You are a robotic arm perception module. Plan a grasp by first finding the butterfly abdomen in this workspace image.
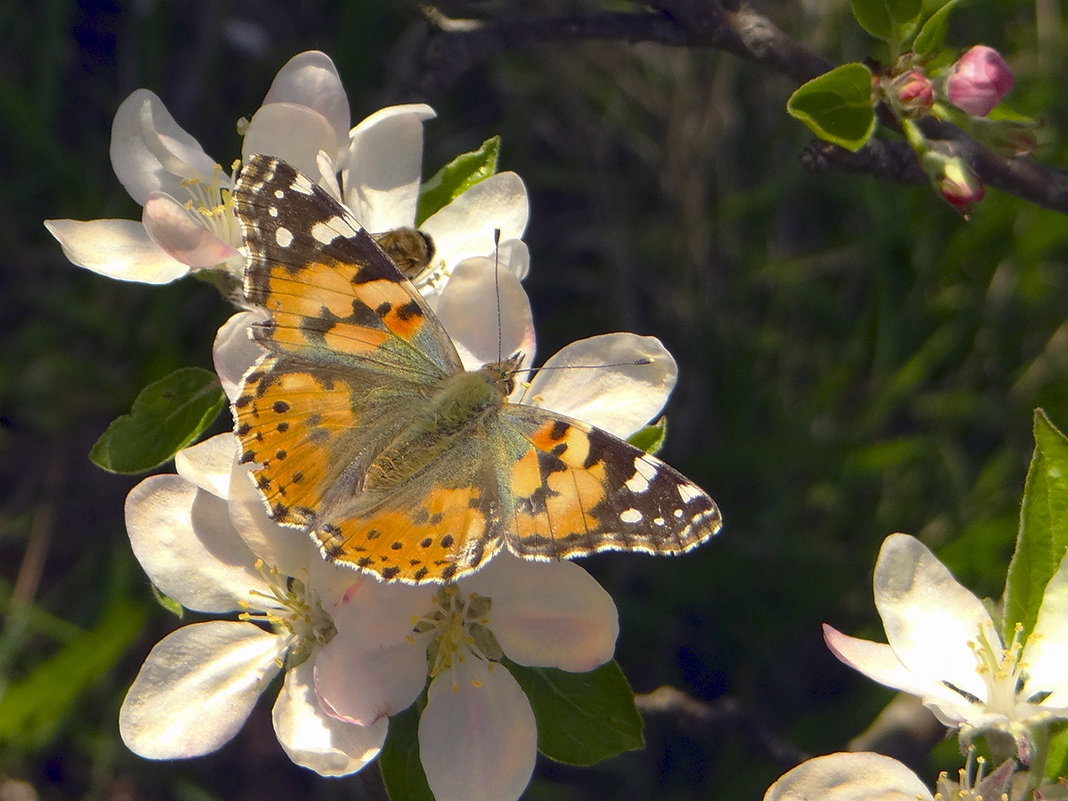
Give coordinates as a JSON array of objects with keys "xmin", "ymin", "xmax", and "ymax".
[{"xmin": 363, "ymin": 368, "xmax": 507, "ymax": 491}]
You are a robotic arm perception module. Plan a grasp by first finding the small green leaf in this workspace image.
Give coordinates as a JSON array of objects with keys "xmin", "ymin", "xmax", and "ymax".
[
  {"xmin": 1003, "ymin": 409, "xmax": 1068, "ymax": 644},
  {"xmin": 912, "ymin": 0, "xmax": 960, "ymax": 60},
  {"xmin": 851, "ymin": 0, "xmax": 922, "ymax": 49},
  {"xmin": 380, "ymin": 703, "xmax": 434, "ymax": 801},
  {"xmin": 416, "ymin": 136, "xmax": 500, "ymax": 225},
  {"xmin": 787, "ymin": 63, "xmax": 876, "ymax": 152},
  {"xmin": 1045, "ymin": 722, "xmax": 1068, "ymax": 781},
  {"xmin": 150, "ymin": 584, "xmax": 185, "ymax": 619},
  {"xmin": 90, "ymin": 367, "xmax": 226, "ymax": 474},
  {"xmin": 505, "ymin": 659, "xmax": 644, "ymax": 766},
  {"xmin": 0, "ymin": 597, "xmax": 146, "ymax": 749},
  {"xmin": 628, "ymin": 417, "xmax": 667, "ymax": 455}
]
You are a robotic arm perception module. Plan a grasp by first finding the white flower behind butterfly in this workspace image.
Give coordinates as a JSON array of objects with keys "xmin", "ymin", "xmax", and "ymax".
[
  {"xmin": 119, "ymin": 434, "xmax": 384, "ymax": 775},
  {"xmin": 44, "ymin": 49, "xmax": 529, "ymax": 291}
]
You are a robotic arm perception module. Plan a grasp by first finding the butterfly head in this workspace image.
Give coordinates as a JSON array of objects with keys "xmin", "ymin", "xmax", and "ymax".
[{"xmin": 480, "ymin": 351, "xmax": 526, "ymax": 397}]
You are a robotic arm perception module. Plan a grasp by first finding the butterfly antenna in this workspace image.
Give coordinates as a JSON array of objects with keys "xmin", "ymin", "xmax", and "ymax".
[
  {"xmin": 502, "ymin": 357, "xmax": 654, "ymax": 379},
  {"xmin": 494, "ymin": 228, "xmax": 503, "ymax": 365}
]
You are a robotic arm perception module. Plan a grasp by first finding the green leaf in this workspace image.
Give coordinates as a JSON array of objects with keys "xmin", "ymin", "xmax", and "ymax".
[
  {"xmin": 850, "ymin": 0, "xmax": 922, "ymax": 50},
  {"xmin": 1003, "ymin": 409, "xmax": 1068, "ymax": 644},
  {"xmin": 90, "ymin": 367, "xmax": 226, "ymax": 474},
  {"xmin": 416, "ymin": 136, "xmax": 500, "ymax": 225},
  {"xmin": 0, "ymin": 597, "xmax": 146, "ymax": 749},
  {"xmin": 628, "ymin": 417, "xmax": 667, "ymax": 455},
  {"xmin": 787, "ymin": 64, "xmax": 877, "ymax": 152},
  {"xmin": 505, "ymin": 659, "xmax": 644, "ymax": 766},
  {"xmin": 912, "ymin": 0, "xmax": 960, "ymax": 60},
  {"xmin": 1045, "ymin": 722, "xmax": 1068, "ymax": 781},
  {"xmin": 380, "ymin": 703, "xmax": 434, "ymax": 801}
]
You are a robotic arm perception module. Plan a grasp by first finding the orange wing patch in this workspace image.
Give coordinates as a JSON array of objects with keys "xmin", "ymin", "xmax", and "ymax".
[
  {"xmin": 316, "ymin": 482, "xmax": 500, "ymax": 582},
  {"xmin": 235, "ymin": 356, "xmax": 358, "ymax": 526}
]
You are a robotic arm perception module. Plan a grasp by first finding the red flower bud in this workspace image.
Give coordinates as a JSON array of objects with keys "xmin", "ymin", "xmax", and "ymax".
[
  {"xmin": 892, "ymin": 70, "xmax": 934, "ymax": 115},
  {"xmin": 946, "ymin": 46, "xmax": 1014, "ymax": 117},
  {"xmin": 921, "ymin": 148, "xmax": 984, "ymax": 215}
]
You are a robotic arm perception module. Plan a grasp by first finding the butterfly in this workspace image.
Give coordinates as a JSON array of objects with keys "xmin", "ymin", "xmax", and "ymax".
[{"xmin": 231, "ymin": 154, "xmax": 722, "ymax": 583}]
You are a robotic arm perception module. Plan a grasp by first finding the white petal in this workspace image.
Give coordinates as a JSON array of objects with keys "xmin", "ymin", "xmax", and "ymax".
[
  {"xmin": 498, "ymin": 238, "xmax": 530, "ymax": 280},
  {"xmin": 463, "ymin": 555, "xmax": 618, "ymax": 671},
  {"xmin": 44, "ymin": 219, "xmax": 189, "ymax": 284},
  {"xmin": 434, "ymin": 260, "xmax": 534, "ymax": 371},
  {"xmin": 822, "ymin": 625, "xmax": 919, "ymax": 691},
  {"xmin": 213, "ymin": 310, "xmax": 268, "ymax": 402},
  {"xmin": 119, "ymin": 621, "xmax": 283, "ymax": 758},
  {"xmin": 125, "ymin": 474, "xmax": 265, "ymax": 612},
  {"xmin": 874, "ymin": 534, "xmax": 992, "ymax": 701},
  {"xmin": 342, "ymin": 104, "xmax": 436, "ymax": 231},
  {"xmin": 109, "ymin": 89, "xmax": 218, "ymax": 205},
  {"xmin": 273, "ymin": 659, "xmax": 386, "ymax": 776},
  {"xmin": 421, "ymin": 172, "xmax": 528, "ymax": 268},
  {"xmin": 142, "ymin": 193, "xmax": 240, "ymax": 268},
  {"xmin": 522, "ymin": 334, "xmax": 677, "ymax": 438},
  {"xmin": 1021, "ymin": 551, "xmax": 1068, "ymax": 697},
  {"xmin": 314, "ymin": 579, "xmax": 433, "ymax": 726},
  {"xmin": 242, "ymin": 103, "xmax": 339, "ymax": 180},
  {"xmin": 174, "ymin": 433, "xmax": 238, "ymax": 499},
  {"xmin": 419, "ymin": 661, "xmax": 536, "ymax": 801},
  {"xmin": 259, "ymin": 51, "xmax": 350, "ymax": 159},
  {"xmin": 332, "ymin": 577, "xmax": 433, "ymax": 643},
  {"xmin": 763, "ymin": 752, "xmax": 933, "ymax": 801},
  {"xmin": 314, "ymin": 636, "xmax": 428, "ymax": 727},
  {"xmin": 227, "ymin": 458, "xmax": 318, "ymax": 580}
]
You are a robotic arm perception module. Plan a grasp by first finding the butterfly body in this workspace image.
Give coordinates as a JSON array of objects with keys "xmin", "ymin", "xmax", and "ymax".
[{"xmin": 232, "ymin": 154, "xmax": 721, "ymax": 583}]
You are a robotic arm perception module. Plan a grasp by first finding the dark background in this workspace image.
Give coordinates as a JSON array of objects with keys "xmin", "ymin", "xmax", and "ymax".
[{"xmin": 3, "ymin": 1, "xmax": 1067, "ymax": 799}]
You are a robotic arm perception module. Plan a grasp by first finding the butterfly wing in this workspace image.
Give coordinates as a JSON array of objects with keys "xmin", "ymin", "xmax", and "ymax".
[
  {"xmin": 493, "ymin": 405, "xmax": 722, "ymax": 559},
  {"xmin": 313, "ymin": 438, "xmax": 506, "ymax": 582},
  {"xmin": 231, "ymin": 155, "xmax": 462, "ymax": 531}
]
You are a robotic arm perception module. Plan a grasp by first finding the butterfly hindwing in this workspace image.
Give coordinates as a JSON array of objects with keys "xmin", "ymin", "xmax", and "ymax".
[{"xmin": 496, "ymin": 406, "xmax": 722, "ymax": 559}]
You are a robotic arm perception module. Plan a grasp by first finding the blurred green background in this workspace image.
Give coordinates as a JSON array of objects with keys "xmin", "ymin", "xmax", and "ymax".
[{"xmin": 3, "ymin": 1, "xmax": 1067, "ymax": 799}]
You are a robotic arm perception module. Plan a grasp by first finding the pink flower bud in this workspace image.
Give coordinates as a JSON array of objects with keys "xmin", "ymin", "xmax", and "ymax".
[
  {"xmin": 892, "ymin": 70, "xmax": 934, "ymax": 115},
  {"xmin": 946, "ymin": 45, "xmax": 1014, "ymax": 117},
  {"xmin": 921, "ymin": 148, "xmax": 984, "ymax": 214}
]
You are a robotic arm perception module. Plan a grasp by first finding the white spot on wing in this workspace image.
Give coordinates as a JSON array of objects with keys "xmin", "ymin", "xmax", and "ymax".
[
  {"xmin": 289, "ymin": 176, "xmax": 316, "ymax": 195},
  {"xmin": 625, "ymin": 457, "xmax": 654, "ymax": 493},
  {"xmin": 620, "ymin": 508, "xmax": 643, "ymax": 524},
  {"xmin": 275, "ymin": 227, "xmax": 294, "ymax": 248},
  {"xmin": 311, "ymin": 218, "xmax": 349, "ymax": 245},
  {"xmin": 677, "ymin": 483, "xmax": 703, "ymax": 503}
]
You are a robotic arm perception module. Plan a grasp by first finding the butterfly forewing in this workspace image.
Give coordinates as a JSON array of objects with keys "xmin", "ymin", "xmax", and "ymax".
[
  {"xmin": 233, "ymin": 155, "xmax": 460, "ymax": 380},
  {"xmin": 232, "ymin": 154, "xmax": 722, "ymax": 583}
]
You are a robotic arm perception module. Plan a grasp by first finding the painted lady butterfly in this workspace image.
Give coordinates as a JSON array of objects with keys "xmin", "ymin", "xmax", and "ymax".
[{"xmin": 232, "ymin": 154, "xmax": 721, "ymax": 582}]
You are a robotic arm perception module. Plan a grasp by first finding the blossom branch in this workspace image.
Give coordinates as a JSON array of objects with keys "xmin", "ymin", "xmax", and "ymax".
[{"xmin": 410, "ymin": 1, "xmax": 1068, "ymax": 214}]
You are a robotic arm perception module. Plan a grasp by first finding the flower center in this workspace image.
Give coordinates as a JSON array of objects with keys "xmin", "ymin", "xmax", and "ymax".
[
  {"xmin": 967, "ymin": 621, "xmax": 1025, "ymax": 719},
  {"xmin": 240, "ymin": 559, "xmax": 336, "ymax": 667},
  {"xmin": 934, "ymin": 746, "xmax": 989, "ymax": 801},
  {"xmin": 179, "ymin": 160, "xmax": 241, "ymax": 247},
  {"xmin": 412, "ymin": 584, "xmax": 501, "ymax": 680}
]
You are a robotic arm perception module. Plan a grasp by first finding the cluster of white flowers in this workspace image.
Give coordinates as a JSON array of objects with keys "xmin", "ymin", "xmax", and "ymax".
[{"xmin": 48, "ymin": 51, "xmax": 681, "ymax": 801}]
